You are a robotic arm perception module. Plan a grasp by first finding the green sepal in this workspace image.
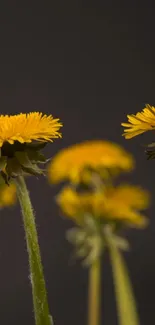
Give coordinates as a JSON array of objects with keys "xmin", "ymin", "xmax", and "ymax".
[
  {"xmin": 0, "ymin": 141, "xmax": 49, "ymax": 182},
  {"xmin": 0, "ymin": 156, "xmax": 7, "ymax": 171},
  {"xmin": 1, "ymin": 141, "xmax": 27, "ymax": 158},
  {"xmin": 49, "ymin": 315, "xmax": 53, "ymax": 325},
  {"xmin": 103, "ymin": 225, "xmax": 130, "ymax": 251},
  {"xmin": 26, "ymin": 149, "xmax": 47, "ymax": 164},
  {"xmin": 14, "ymin": 148, "xmax": 47, "ymax": 177},
  {"xmin": 26, "ymin": 142, "xmax": 47, "ymax": 150},
  {"xmin": 146, "ymin": 142, "xmax": 155, "ymax": 148},
  {"xmin": 0, "ymin": 173, "xmax": 7, "ymax": 185},
  {"xmin": 22, "ymin": 164, "xmax": 44, "ymax": 176},
  {"xmin": 146, "ymin": 149, "xmax": 155, "ymax": 160},
  {"xmin": 144, "ymin": 143, "xmax": 155, "ymax": 160},
  {"xmin": 107, "ymin": 233, "xmax": 130, "ymax": 251},
  {"xmin": 0, "ymin": 171, "xmax": 10, "ymax": 185},
  {"xmin": 82, "ymin": 236, "xmax": 103, "ymax": 266},
  {"xmin": 67, "ymin": 221, "xmax": 129, "ymax": 267},
  {"xmin": 6, "ymin": 157, "xmax": 23, "ymax": 177},
  {"xmin": 1, "ymin": 141, "xmax": 47, "ymax": 158},
  {"xmin": 67, "ymin": 226, "xmax": 104, "ymax": 267},
  {"xmin": 15, "ymin": 151, "xmax": 34, "ymax": 168},
  {"xmin": 67, "ymin": 227, "xmax": 86, "ymax": 245},
  {"xmin": 66, "ymin": 214, "xmax": 105, "ymax": 267}
]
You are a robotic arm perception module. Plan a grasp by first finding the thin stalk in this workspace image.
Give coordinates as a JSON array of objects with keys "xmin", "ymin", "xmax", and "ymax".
[
  {"xmin": 15, "ymin": 176, "xmax": 51, "ymax": 325},
  {"xmin": 108, "ymin": 238, "xmax": 139, "ymax": 325},
  {"xmin": 88, "ymin": 257, "xmax": 101, "ymax": 325}
]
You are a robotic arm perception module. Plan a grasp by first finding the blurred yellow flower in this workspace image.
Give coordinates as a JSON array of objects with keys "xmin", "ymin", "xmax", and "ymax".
[
  {"xmin": 57, "ymin": 185, "xmax": 150, "ymax": 228},
  {"xmin": 0, "ymin": 183, "xmax": 16, "ymax": 208},
  {"xmin": 0, "ymin": 112, "xmax": 62, "ymax": 147},
  {"xmin": 48, "ymin": 140, "xmax": 134, "ymax": 184},
  {"xmin": 122, "ymin": 104, "xmax": 155, "ymax": 139}
]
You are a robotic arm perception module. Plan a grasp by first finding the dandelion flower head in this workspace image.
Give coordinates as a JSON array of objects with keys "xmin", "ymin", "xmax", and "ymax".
[
  {"xmin": 0, "ymin": 112, "xmax": 62, "ymax": 181},
  {"xmin": 48, "ymin": 140, "xmax": 134, "ymax": 184},
  {"xmin": 0, "ymin": 112, "xmax": 62, "ymax": 147},
  {"xmin": 122, "ymin": 104, "xmax": 155, "ymax": 139},
  {"xmin": 57, "ymin": 184, "xmax": 149, "ymax": 228}
]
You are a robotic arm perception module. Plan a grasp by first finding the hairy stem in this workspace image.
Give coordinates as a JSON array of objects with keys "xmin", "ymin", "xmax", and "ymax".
[
  {"xmin": 15, "ymin": 176, "xmax": 51, "ymax": 325},
  {"xmin": 88, "ymin": 258, "xmax": 101, "ymax": 325},
  {"xmin": 108, "ymin": 238, "xmax": 139, "ymax": 325}
]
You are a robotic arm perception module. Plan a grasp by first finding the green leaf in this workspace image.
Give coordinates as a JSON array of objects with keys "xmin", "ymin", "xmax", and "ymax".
[
  {"xmin": 0, "ymin": 156, "xmax": 7, "ymax": 171},
  {"xmin": 108, "ymin": 237, "xmax": 140, "ymax": 325}
]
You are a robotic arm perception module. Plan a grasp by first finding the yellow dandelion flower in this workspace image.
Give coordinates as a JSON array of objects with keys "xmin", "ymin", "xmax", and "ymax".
[
  {"xmin": 0, "ymin": 182, "xmax": 16, "ymax": 208},
  {"xmin": 102, "ymin": 185, "xmax": 149, "ymax": 227},
  {"xmin": 122, "ymin": 104, "xmax": 155, "ymax": 139},
  {"xmin": 57, "ymin": 187, "xmax": 95, "ymax": 224},
  {"xmin": 48, "ymin": 140, "xmax": 134, "ymax": 184},
  {"xmin": 57, "ymin": 185, "xmax": 150, "ymax": 228},
  {"xmin": 0, "ymin": 112, "xmax": 62, "ymax": 182},
  {"xmin": 0, "ymin": 112, "xmax": 62, "ymax": 147}
]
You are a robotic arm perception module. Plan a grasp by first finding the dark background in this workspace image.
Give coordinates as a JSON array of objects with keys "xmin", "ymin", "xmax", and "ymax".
[{"xmin": 0, "ymin": 1, "xmax": 154, "ymax": 324}]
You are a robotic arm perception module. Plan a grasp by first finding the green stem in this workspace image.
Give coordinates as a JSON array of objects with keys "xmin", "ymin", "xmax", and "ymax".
[
  {"xmin": 15, "ymin": 176, "xmax": 51, "ymax": 325},
  {"xmin": 108, "ymin": 238, "xmax": 139, "ymax": 325},
  {"xmin": 88, "ymin": 258, "xmax": 101, "ymax": 325}
]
